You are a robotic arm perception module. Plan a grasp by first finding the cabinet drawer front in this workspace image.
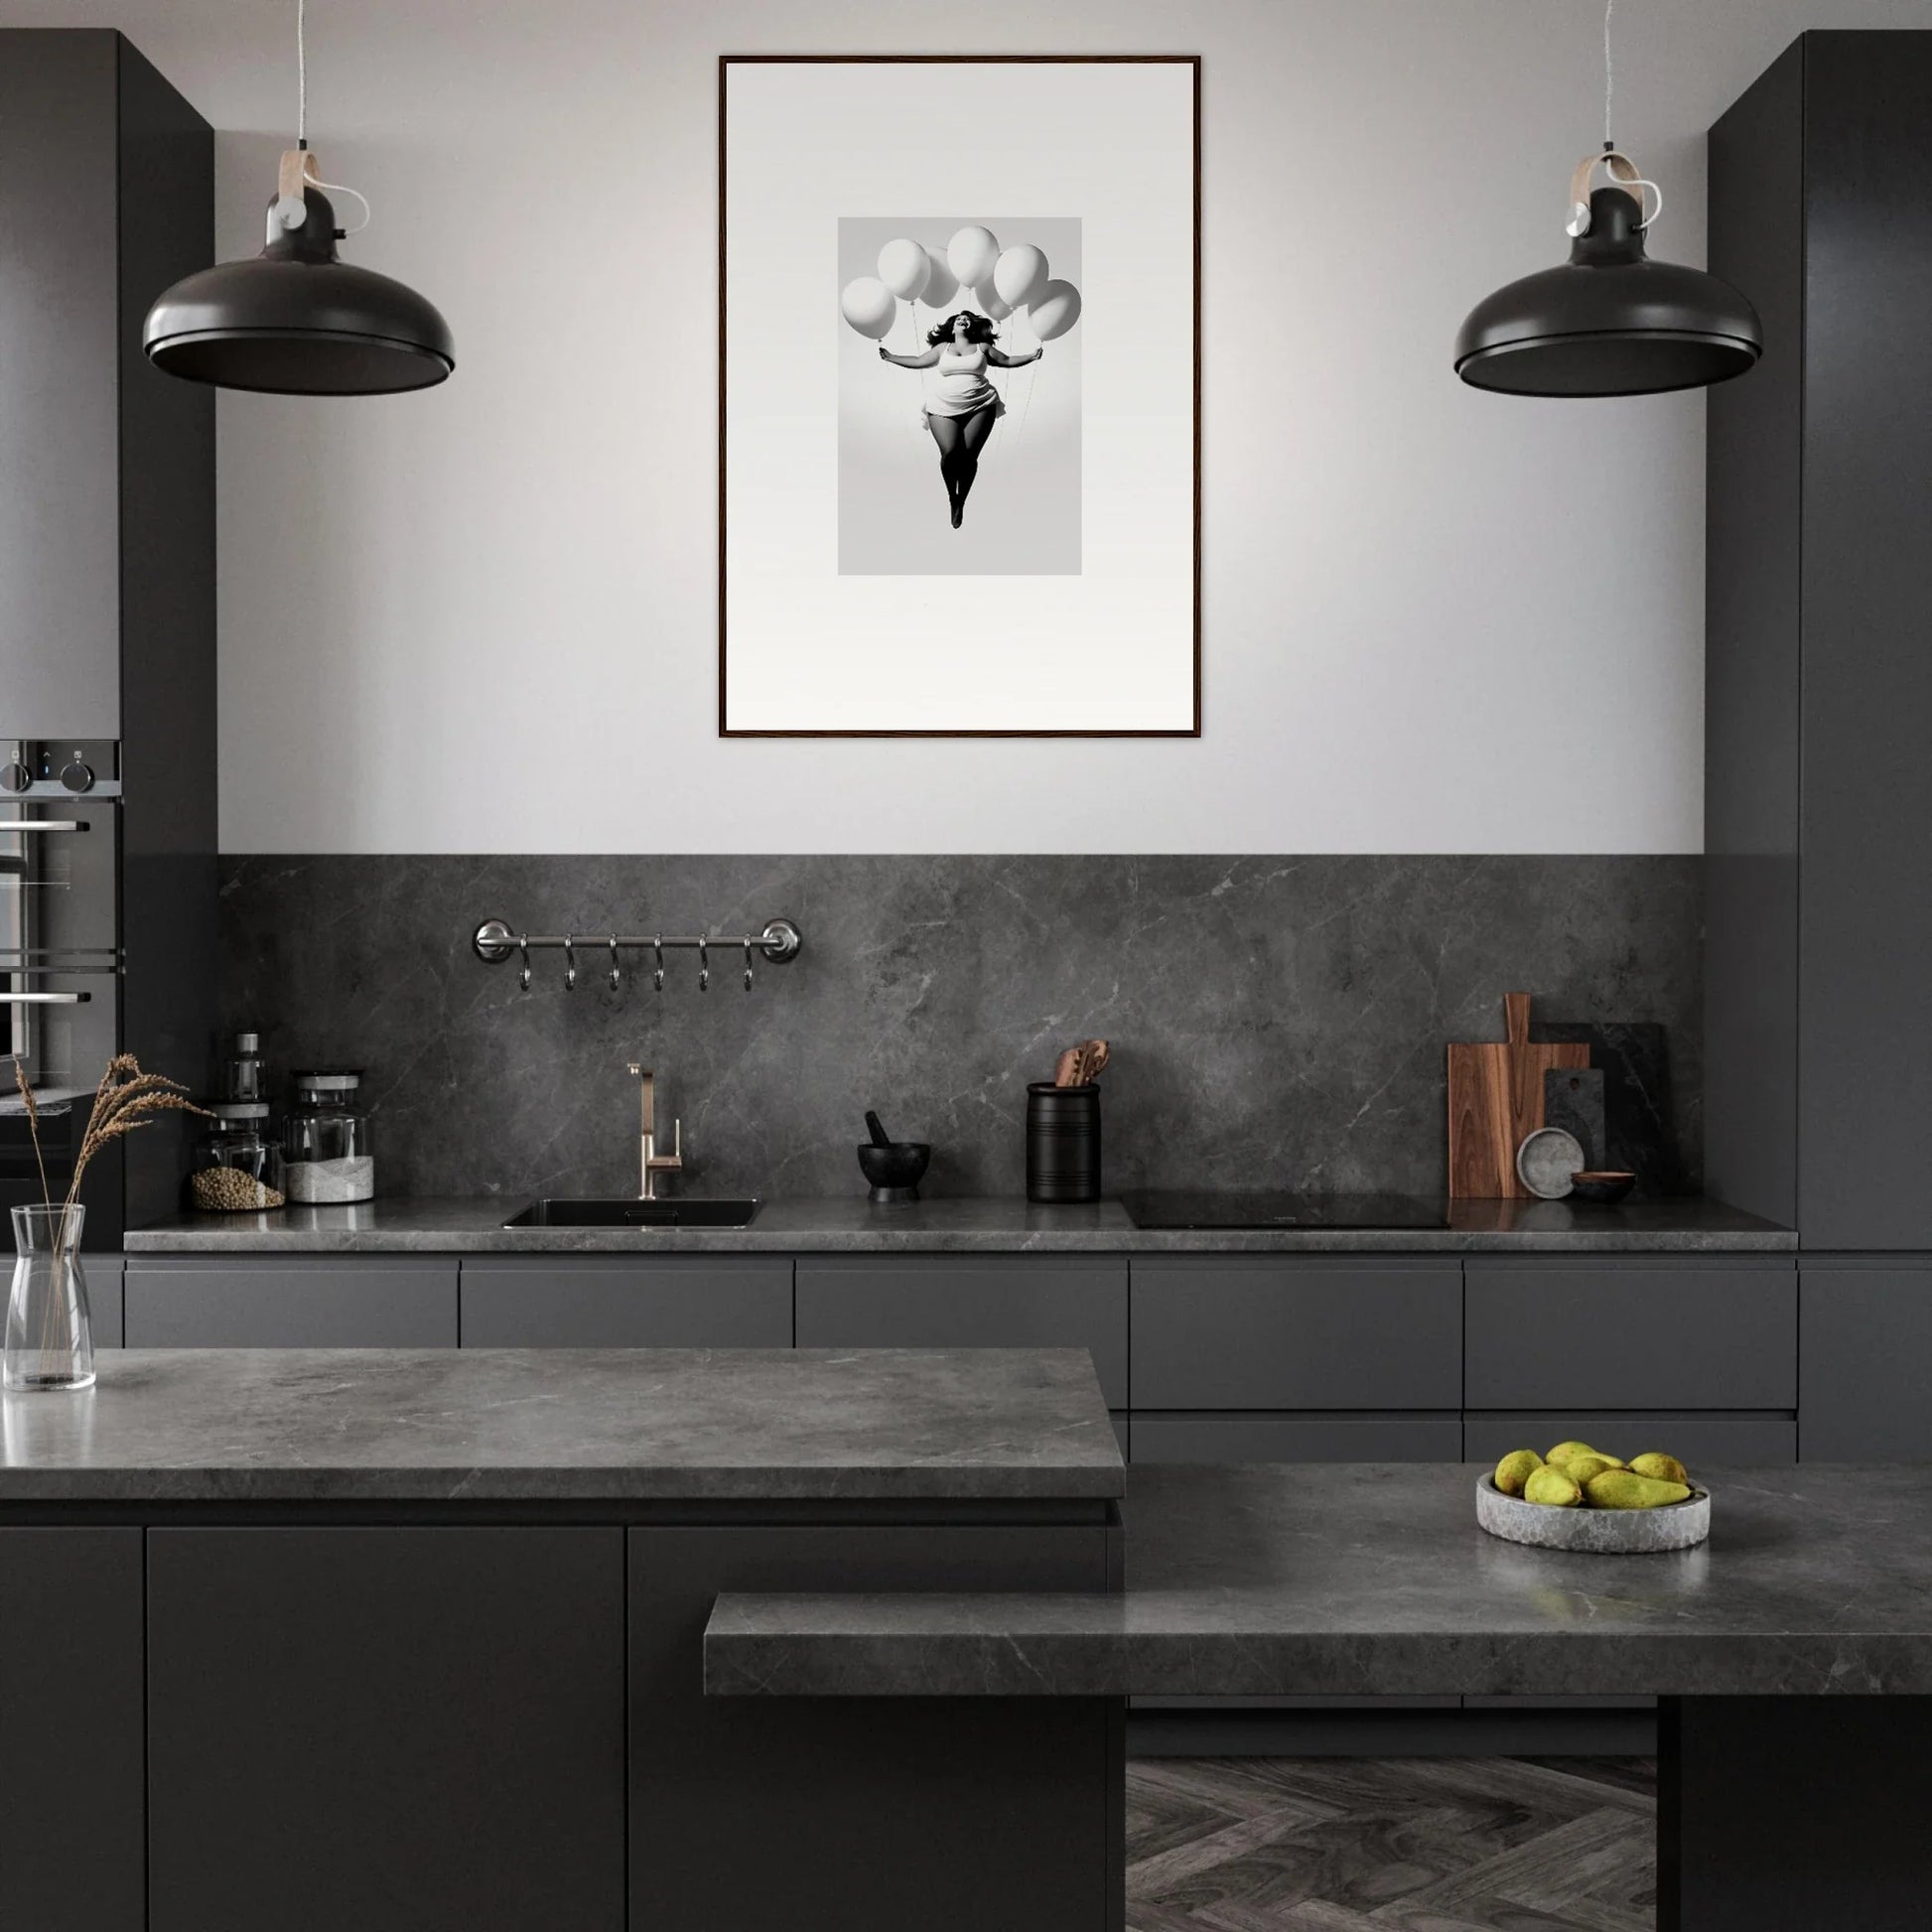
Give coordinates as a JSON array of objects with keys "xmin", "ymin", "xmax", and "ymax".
[
  {"xmin": 461, "ymin": 1259, "xmax": 791, "ymax": 1348},
  {"xmin": 794, "ymin": 1259, "xmax": 1127, "ymax": 1408},
  {"xmin": 1800, "ymin": 1266, "xmax": 1932, "ymax": 1460},
  {"xmin": 125, "ymin": 1262, "xmax": 458, "ymax": 1347},
  {"xmin": 1462, "ymin": 1412, "xmax": 1796, "ymax": 1466},
  {"xmin": 1465, "ymin": 1262, "xmax": 1795, "ymax": 1410},
  {"xmin": 1131, "ymin": 1413, "xmax": 1462, "ymax": 1463},
  {"xmin": 1130, "ymin": 1260, "xmax": 1461, "ymax": 1411}
]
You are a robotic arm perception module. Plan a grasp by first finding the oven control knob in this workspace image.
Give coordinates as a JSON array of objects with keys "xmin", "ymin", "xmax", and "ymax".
[
  {"xmin": 0, "ymin": 761, "xmax": 29, "ymax": 793},
  {"xmin": 60, "ymin": 759, "xmax": 94, "ymax": 794}
]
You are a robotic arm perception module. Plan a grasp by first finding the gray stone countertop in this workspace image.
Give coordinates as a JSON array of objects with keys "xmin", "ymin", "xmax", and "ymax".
[
  {"xmin": 706, "ymin": 1461, "xmax": 1932, "ymax": 1698},
  {"xmin": 0, "ymin": 1347, "xmax": 1123, "ymax": 1503},
  {"xmin": 122, "ymin": 1194, "xmax": 1795, "ymax": 1255}
]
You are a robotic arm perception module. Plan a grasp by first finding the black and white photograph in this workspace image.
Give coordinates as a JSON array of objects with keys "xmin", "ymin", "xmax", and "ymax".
[
  {"xmin": 721, "ymin": 56, "xmax": 1197, "ymax": 736},
  {"xmin": 838, "ymin": 215, "xmax": 1082, "ymax": 575}
]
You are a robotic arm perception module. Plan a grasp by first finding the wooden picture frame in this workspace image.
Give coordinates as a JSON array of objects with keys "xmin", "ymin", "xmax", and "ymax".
[{"xmin": 719, "ymin": 54, "xmax": 1201, "ymax": 738}]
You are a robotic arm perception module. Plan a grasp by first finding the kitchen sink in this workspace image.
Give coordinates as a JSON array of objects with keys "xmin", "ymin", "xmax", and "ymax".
[{"xmin": 502, "ymin": 1197, "xmax": 761, "ymax": 1229}]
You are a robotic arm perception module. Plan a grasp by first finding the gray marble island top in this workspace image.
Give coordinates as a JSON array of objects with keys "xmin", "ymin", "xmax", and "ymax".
[
  {"xmin": 0, "ymin": 1347, "xmax": 1124, "ymax": 1504},
  {"xmin": 122, "ymin": 1193, "xmax": 1796, "ymax": 1254},
  {"xmin": 706, "ymin": 1461, "xmax": 1932, "ymax": 1698}
]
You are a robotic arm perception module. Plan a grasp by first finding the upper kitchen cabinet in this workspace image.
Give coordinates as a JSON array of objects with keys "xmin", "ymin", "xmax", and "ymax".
[
  {"xmin": 1706, "ymin": 33, "xmax": 1932, "ymax": 1251},
  {"xmin": 0, "ymin": 31, "xmax": 211, "ymax": 740}
]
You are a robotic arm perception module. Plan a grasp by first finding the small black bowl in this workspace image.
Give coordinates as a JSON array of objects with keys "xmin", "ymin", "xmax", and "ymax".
[
  {"xmin": 1568, "ymin": 1170, "xmax": 1637, "ymax": 1205},
  {"xmin": 858, "ymin": 1142, "xmax": 930, "ymax": 1203}
]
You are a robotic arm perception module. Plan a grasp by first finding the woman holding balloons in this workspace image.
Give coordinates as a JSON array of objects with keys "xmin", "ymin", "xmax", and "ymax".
[
  {"xmin": 838, "ymin": 222, "xmax": 1082, "ymax": 529},
  {"xmin": 878, "ymin": 311, "xmax": 1040, "ymax": 529}
]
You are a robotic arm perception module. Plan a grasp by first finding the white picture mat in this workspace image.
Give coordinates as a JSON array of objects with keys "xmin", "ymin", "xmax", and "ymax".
[{"xmin": 723, "ymin": 60, "xmax": 1196, "ymax": 734}]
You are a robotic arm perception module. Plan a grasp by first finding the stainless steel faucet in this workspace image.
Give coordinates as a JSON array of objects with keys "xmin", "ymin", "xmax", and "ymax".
[{"xmin": 624, "ymin": 1063, "xmax": 684, "ymax": 1199}]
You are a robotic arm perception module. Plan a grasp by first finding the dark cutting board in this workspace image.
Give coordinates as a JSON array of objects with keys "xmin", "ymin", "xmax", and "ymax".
[
  {"xmin": 1448, "ymin": 993, "xmax": 1590, "ymax": 1199},
  {"xmin": 1531, "ymin": 1021, "xmax": 1683, "ymax": 1196}
]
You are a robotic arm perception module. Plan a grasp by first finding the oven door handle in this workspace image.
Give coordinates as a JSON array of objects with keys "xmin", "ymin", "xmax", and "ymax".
[
  {"xmin": 0, "ymin": 992, "xmax": 90, "ymax": 1005},
  {"xmin": 0, "ymin": 820, "xmax": 89, "ymax": 835}
]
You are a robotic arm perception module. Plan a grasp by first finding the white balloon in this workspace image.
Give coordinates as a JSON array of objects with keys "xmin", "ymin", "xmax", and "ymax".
[
  {"xmin": 974, "ymin": 279, "xmax": 1012, "ymax": 321},
  {"xmin": 839, "ymin": 276, "xmax": 897, "ymax": 340},
  {"xmin": 876, "ymin": 237, "xmax": 930, "ymax": 302},
  {"xmin": 993, "ymin": 243, "xmax": 1049, "ymax": 311},
  {"xmin": 946, "ymin": 224, "xmax": 1001, "ymax": 289},
  {"xmin": 1029, "ymin": 279, "xmax": 1082, "ymax": 342},
  {"xmin": 919, "ymin": 248, "xmax": 959, "ymax": 310}
]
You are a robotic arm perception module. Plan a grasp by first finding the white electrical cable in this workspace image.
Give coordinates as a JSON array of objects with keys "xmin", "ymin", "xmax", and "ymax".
[
  {"xmin": 1603, "ymin": 0, "xmax": 1613, "ymax": 149},
  {"xmin": 309, "ymin": 175, "xmax": 371, "ymax": 233}
]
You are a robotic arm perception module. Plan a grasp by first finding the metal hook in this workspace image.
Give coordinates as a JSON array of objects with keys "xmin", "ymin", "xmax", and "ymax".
[
  {"xmin": 563, "ymin": 934, "xmax": 577, "ymax": 992},
  {"xmin": 609, "ymin": 935, "xmax": 621, "ymax": 991},
  {"xmin": 517, "ymin": 934, "xmax": 531, "ymax": 994},
  {"xmin": 652, "ymin": 936, "xmax": 664, "ymax": 994},
  {"xmin": 697, "ymin": 935, "xmax": 709, "ymax": 994},
  {"xmin": 743, "ymin": 938, "xmax": 755, "ymax": 993}
]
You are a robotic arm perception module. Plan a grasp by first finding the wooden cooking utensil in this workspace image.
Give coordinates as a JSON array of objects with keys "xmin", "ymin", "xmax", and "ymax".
[
  {"xmin": 1053, "ymin": 1046, "xmax": 1082, "ymax": 1087},
  {"xmin": 1447, "ymin": 993, "xmax": 1588, "ymax": 1198}
]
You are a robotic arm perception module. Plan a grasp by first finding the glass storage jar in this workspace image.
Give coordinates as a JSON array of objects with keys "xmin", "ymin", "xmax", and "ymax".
[
  {"xmin": 284, "ymin": 1070, "xmax": 375, "ymax": 1203},
  {"xmin": 187, "ymin": 1103, "xmax": 287, "ymax": 1212}
]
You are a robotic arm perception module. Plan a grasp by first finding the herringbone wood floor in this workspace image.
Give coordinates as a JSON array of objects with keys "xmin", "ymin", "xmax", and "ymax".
[{"xmin": 1126, "ymin": 1756, "xmax": 1657, "ymax": 1931}]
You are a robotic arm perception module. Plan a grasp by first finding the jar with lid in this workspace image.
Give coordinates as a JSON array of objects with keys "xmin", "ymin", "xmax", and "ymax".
[
  {"xmin": 218, "ymin": 1031, "xmax": 266, "ymax": 1103},
  {"xmin": 187, "ymin": 1103, "xmax": 287, "ymax": 1213},
  {"xmin": 283, "ymin": 1069, "xmax": 375, "ymax": 1203}
]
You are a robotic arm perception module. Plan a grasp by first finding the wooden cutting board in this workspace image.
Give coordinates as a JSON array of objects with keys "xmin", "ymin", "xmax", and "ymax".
[{"xmin": 1448, "ymin": 993, "xmax": 1589, "ymax": 1198}]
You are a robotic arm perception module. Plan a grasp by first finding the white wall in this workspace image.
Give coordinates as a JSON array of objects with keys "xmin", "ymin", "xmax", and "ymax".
[{"xmin": 5, "ymin": 0, "xmax": 1927, "ymax": 853}]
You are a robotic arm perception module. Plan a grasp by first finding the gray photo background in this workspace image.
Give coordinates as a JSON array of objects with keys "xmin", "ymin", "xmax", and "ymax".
[
  {"xmin": 218, "ymin": 856, "xmax": 1701, "ymax": 1203},
  {"xmin": 838, "ymin": 215, "xmax": 1081, "ymax": 577}
]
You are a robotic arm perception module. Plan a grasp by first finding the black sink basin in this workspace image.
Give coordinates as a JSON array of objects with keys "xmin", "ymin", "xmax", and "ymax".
[{"xmin": 503, "ymin": 1197, "xmax": 761, "ymax": 1229}]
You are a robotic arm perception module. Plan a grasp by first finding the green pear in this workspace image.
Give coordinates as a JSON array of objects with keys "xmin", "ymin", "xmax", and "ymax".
[
  {"xmin": 1546, "ymin": 1440, "xmax": 1599, "ymax": 1464},
  {"xmin": 1585, "ymin": 1470, "xmax": 1693, "ymax": 1510},
  {"xmin": 1524, "ymin": 1465, "xmax": 1584, "ymax": 1507},
  {"xmin": 1494, "ymin": 1449, "xmax": 1543, "ymax": 1496},
  {"xmin": 1558, "ymin": 1452, "xmax": 1622, "ymax": 1485},
  {"xmin": 1628, "ymin": 1451, "xmax": 1690, "ymax": 1486}
]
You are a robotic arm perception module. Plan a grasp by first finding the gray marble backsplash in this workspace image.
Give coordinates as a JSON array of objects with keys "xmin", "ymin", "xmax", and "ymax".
[{"xmin": 217, "ymin": 856, "xmax": 1702, "ymax": 1202}]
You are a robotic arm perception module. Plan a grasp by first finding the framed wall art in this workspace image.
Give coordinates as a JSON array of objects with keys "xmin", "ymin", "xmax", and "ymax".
[{"xmin": 719, "ymin": 55, "xmax": 1200, "ymax": 737}]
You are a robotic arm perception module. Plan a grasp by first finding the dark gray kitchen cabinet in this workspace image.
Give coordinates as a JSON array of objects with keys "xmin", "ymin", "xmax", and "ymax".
[
  {"xmin": 460, "ymin": 1255, "xmax": 791, "ymax": 1347},
  {"xmin": 1708, "ymin": 33, "xmax": 1932, "ymax": 1249},
  {"xmin": 628, "ymin": 1524, "xmax": 1116, "ymax": 1932},
  {"xmin": 0, "ymin": 1529, "xmax": 144, "ymax": 1932},
  {"xmin": 1130, "ymin": 1258, "xmax": 1461, "ymax": 1411},
  {"xmin": 84, "ymin": 1254, "xmax": 124, "ymax": 1347},
  {"xmin": 1463, "ymin": 1413, "xmax": 1797, "ymax": 1467},
  {"xmin": 124, "ymin": 1256, "xmax": 458, "ymax": 1346},
  {"xmin": 794, "ymin": 1256, "xmax": 1129, "ymax": 1408},
  {"xmin": 1131, "ymin": 1414, "xmax": 1461, "ymax": 1463},
  {"xmin": 147, "ymin": 1527, "xmax": 625, "ymax": 1932},
  {"xmin": 1799, "ymin": 1263, "xmax": 1932, "ymax": 1459},
  {"xmin": 1464, "ymin": 1259, "xmax": 1795, "ymax": 1411}
]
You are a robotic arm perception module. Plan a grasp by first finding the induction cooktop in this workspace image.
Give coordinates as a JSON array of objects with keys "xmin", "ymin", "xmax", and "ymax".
[{"xmin": 1118, "ymin": 1191, "xmax": 1450, "ymax": 1231}]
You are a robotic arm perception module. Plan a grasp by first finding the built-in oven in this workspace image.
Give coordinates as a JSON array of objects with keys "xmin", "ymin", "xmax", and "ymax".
[{"xmin": 0, "ymin": 743, "xmax": 122, "ymax": 1221}]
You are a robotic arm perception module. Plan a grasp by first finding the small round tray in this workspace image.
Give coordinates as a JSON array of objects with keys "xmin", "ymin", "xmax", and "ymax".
[{"xmin": 1476, "ymin": 1474, "xmax": 1711, "ymax": 1553}]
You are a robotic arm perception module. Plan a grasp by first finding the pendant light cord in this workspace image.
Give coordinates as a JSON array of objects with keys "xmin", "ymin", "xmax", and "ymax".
[
  {"xmin": 1602, "ymin": 0, "xmax": 1614, "ymax": 148},
  {"xmin": 297, "ymin": 0, "xmax": 307, "ymax": 147}
]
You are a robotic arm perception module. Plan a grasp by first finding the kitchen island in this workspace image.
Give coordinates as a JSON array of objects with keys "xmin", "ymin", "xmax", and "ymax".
[
  {"xmin": 0, "ymin": 1346, "xmax": 1124, "ymax": 1932},
  {"xmin": 713, "ymin": 1460, "xmax": 1932, "ymax": 1932}
]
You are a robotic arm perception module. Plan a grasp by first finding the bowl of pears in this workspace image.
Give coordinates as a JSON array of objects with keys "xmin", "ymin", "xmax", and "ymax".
[{"xmin": 1477, "ymin": 1441, "xmax": 1710, "ymax": 1553}]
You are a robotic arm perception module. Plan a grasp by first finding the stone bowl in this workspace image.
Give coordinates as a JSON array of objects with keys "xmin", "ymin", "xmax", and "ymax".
[{"xmin": 1476, "ymin": 1474, "xmax": 1711, "ymax": 1553}]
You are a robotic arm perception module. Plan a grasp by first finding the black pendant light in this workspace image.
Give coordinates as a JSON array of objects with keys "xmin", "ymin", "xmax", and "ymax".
[
  {"xmin": 1454, "ymin": 1, "xmax": 1759, "ymax": 398},
  {"xmin": 143, "ymin": 1, "xmax": 453, "ymax": 395}
]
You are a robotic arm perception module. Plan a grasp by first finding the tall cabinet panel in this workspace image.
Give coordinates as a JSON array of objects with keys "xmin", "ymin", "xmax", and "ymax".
[
  {"xmin": 0, "ymin": 32, "xmax": 121, "ymax": 732},
  {"xmin": 1708, "ymin": 31, "xmax": 1932, "ymax": 1251}
]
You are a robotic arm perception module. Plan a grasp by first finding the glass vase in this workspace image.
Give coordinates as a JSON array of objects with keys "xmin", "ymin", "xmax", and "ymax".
[{"xmin": 6, "ymin": 1204, "xmax": 95, "ymax": 1393}]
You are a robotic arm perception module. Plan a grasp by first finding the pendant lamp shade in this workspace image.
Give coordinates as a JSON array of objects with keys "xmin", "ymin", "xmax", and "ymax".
[
  {"xmin": 144, "ymin": 182, "xmax": 453, "ymax": 395},
  {"xmin": 1455, "ymin": 185, "xmax": 1760, "ymax": 398}
]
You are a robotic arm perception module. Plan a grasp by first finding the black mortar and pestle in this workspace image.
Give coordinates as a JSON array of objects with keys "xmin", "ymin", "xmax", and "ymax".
[{"xmin": 858, "ymin": 1110, "xmax": 930, "ymax": 1204}]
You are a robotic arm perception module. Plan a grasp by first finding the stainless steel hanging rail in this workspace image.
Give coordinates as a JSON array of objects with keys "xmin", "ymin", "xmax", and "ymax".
[{"xmin": 471, "ymin": 916, "xmax": 802, "ymax": 993}]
